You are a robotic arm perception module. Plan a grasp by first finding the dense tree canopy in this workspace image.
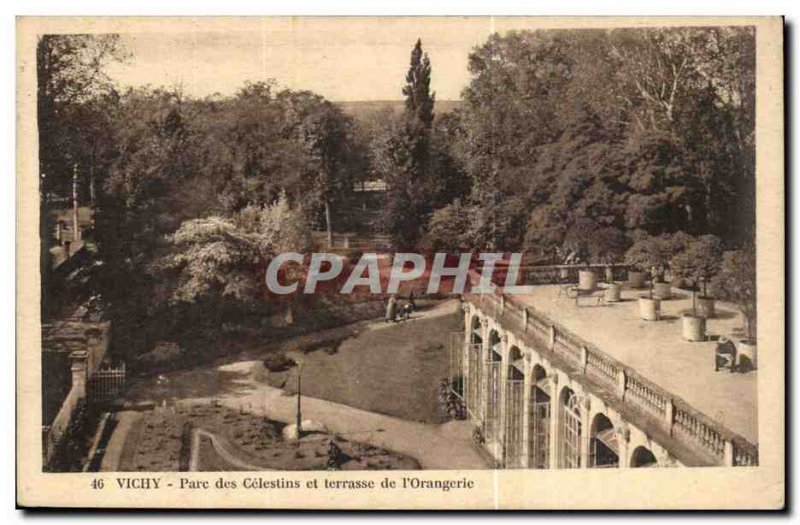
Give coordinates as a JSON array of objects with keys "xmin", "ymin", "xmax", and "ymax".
[
  {"xmin": 450, "ymin": 27, "xmax": 755, "ymax": 260},
  {"xmin": 39, "ymin": 26, "xmax": 758, "ymax": 353}
]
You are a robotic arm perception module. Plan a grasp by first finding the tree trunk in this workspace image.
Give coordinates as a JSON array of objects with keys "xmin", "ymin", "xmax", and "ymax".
[
  {"xmin": 72, "ymin": 164, "xmax": 80, "ymax": 241},
  {"xmin": 89, "ymin": 165, "xmax": 96, "ymax": 208},
  {"xmin": 324, "ymin": 200, "xmax": 333, "ymax": 248}
]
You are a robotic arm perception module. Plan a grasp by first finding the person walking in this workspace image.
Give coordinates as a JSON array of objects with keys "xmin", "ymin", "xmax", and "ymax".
[{"xmin": 385, "ymin": 294, "xmax": 397, "ymax": 323}]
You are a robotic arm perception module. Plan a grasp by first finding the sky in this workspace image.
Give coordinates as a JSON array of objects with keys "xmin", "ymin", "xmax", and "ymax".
[{"xmin": 104, "ymin": 17, "xmax": 540, "ymax": 101}]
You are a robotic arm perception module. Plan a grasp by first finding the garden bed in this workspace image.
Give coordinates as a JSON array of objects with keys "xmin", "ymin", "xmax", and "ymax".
[{"xmin": 118, "ymin": 403, "xmax": 419, "ymax": 471}]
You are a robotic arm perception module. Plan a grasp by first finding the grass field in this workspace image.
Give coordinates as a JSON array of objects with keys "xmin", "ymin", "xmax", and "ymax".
[{"xmin": 264, "ymin": 308, "xmax": 462, "ymax": 424}]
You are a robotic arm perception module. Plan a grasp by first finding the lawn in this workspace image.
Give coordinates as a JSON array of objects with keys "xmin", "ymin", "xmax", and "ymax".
[{"xmin": 262, "ymin": 306, "xmax": 462, "ymax": 424}]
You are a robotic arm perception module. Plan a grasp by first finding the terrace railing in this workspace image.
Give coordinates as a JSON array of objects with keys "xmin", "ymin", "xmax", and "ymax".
[
  {"xmin": 465, "ymin": 277, "xmax": 758, "ymax": 467},
  {"xmin": 515, "ymin": 263, "xmax": 630, "ymax": 286}
]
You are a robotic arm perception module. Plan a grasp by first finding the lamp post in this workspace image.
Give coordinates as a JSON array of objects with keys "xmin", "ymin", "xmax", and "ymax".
[{"xmin": 296, "ymin": 363, "xmax": 303, "ymax": 437}]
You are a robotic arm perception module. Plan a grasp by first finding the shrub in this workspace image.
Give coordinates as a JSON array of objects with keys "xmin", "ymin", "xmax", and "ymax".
[
  {"xmin": 262, "ymin": 352, "xmax": 296, "ymax": 372},
  {"xmin": 670, "ymin": 235, "xmax": 724, "ymax": 314},
  {"xmin": 625, "ymin": 231, "xmax": 693, "ymax": 283}
]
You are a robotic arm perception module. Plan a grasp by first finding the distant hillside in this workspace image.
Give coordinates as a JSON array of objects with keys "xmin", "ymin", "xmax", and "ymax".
[{"xmin": 335, "ymin": 100, "xmax": 461, "ymax": 124}]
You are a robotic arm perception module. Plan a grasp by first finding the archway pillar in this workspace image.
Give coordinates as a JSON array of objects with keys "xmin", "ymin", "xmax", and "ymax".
[
  {"xmin": 496, "ymin": 334, "xmax": 509, "ymax": 464},
  {"xmin": 579, "ymin": 396, "xmax": 591, "ymax": 468},
  {"xmin": 548, "ymin": 376, "xmax": 560, "ymax": 469},
  {"xmin": 520, "ymin": 353, "xmax": 532, "ymax": 468},
  {"xmin": 616, "ymin": 422, "xmax": 630, "ymax": 469},
  {"xmin": 480, "ymin": 319, "xmax": 490, "ymax": 425}
]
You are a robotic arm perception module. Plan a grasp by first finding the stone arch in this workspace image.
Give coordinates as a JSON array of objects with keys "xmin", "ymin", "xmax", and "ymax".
[
  {"xmin": 488, "ymin": 329, "xmax": 502, "ymax": 360},
  {"xmin": 470, "ymin": 315, "xmax": 483, "ymax": 345},
  {"xmin": 589, "ymin": 413, "xmax": 619, "ymax": 468},
  {"xmin": 630, "ymin": 446, "xmax": 658, "ymax": 468},
  {"xmin": 507, "ymin": 346, "xmax": 524, "ymax": 380},
  {"xmin": 558, "ymin": 386, "xmax": 582, "ymax": 468}
]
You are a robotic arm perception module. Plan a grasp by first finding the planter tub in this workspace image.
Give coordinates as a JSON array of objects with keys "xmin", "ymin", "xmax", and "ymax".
[
  {"xmin": 628, "ymin": 271, "xmax": 646, "ymax": 289},
  {"xmin": 578, "ymin": 270, "xmax": 597, "ymax": 291},
  {"xmin": 638, "ymin": 296, "xmax": 661, "ymax": 321},
  {"xmin": 681, "ymin": 314, "xmax": 706, "ymax": 342},
  {"xmin": 695, "ymin": 296, "xmax": 716, "ymax": 318},
  {"xmin": 604, "ymin": 283, "xmax": 621, "ymax": 303},
  {"xmin": 736, "ymin": 339, "xmax": 757, "ymax": 369},
  {"xmin": 652, "ymin": 282, "xmax": 672, "ymax": 300}
]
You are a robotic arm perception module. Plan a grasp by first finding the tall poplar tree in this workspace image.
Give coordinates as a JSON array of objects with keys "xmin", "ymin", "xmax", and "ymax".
[
  {"xmin": 376, "ymin": 39, "xmax": 438, "ymax": 249},
  {"xmin": 403, "ymin": 39, "xmax": 435, "ymax": 129}
]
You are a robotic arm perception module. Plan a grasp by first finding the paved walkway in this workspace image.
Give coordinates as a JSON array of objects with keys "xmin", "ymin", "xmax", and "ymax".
[
  {"xmin": 194, "ymin": 362, "xmax": 486, "ymax": 470},
  {"xmin": 99, "ymin": 411, "xmax": 141, "ymax": 471},
  {"xmin": 189, "ymin": 428, "xmax": 271, "ymax": 472}
]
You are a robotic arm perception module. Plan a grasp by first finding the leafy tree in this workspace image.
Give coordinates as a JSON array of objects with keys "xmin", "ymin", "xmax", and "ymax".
[
  {"xmin": 454, "ymin": 28, "xmax": 755, "ymax": 253},
  {"xmin": 423, "ymin": 199, "xmax": 475, "ymax": 253},
  {"xmin": 37, "ymin": 34, "xmax": 126, "ymax": 320},
  {"xmin": 711, "ymin": 247, "xmax": 757, "ymax": 342},
  {"xmin": 164, "ymin": 192, "xmax": 312, "ymax": 305},
  {"xmin": 37, "ymin": 34, "xmax": 127, "ymax": 196},
  {"xmin": 275, "ymin": 90, "xmax": 365, "ymax": 240},
  {"xmin": 670, "ymin": 234, "xmax": 724, "ymax": 296},
  {"xmin": 624, "ymin": 231, "xmax": 694, "ymax": 283}
]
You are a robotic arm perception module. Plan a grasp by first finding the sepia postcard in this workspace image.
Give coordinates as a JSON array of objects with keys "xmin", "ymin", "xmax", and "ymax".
[{"xmin": 16, "ymin": 16, "xmax": 784, "ymax": 509}]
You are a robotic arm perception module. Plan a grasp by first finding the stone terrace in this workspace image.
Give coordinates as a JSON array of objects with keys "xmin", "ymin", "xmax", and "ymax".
[{"xmin": 512, "ymin": 284, "xmax": 757, "ymax": 443}]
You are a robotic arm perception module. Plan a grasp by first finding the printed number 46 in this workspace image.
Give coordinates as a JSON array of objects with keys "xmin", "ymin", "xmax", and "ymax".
[{"xmin": 91, "ymin": 478, "xmax": 104, "ymax": 490}]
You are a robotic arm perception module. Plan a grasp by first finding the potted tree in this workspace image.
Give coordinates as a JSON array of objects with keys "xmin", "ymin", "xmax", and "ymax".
[
  {"xmin": 565, "ymin": 220, "xmax": 627, "ymax": 295},
  {"xmin": 671, "ymin": 236, "xmax": 723, "ymax": 341},
  {"xmin": 711, "ymin": 248, "xmax": 757, "ymax": 370},
  {"xmin": 625, "ymin": 233, "xmax": 690, "ymax": 320},
  {"xmin": 588, "ymin": 227, "xmax": 627, "ymax": 303}
]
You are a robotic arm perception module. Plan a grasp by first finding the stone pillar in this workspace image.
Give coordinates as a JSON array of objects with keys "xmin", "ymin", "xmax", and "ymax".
[
  {"xmin": 616, "ymin": 422, "xmax": 630, "ymax": 469},
  {"xmin": 548, "ymin": 374, "xmax": 560, "ymax": 469},
  {"xmin": 580, "ymin": 346, "xmax": 588, "ymax": 374},
  {"xmin": 617, "ymin": 369, "xmax": 626, "ymax": 400},
  {"xmin": 480, "ymin": 319, "xmax": 490, "ymax": 428},
  {"xmin": 579, "ymin": 396, "xmax": 591, "ymax": 468},
  {"xmin": 69, "ymin": 350, "xmax": 89, "ymax": 398},
  {"xmin": 520, "ymin": 355, "xmax": 532, "ymax": 468},
  {"xmin": 664, "ymin": 398, "xmax": 675, "ymax": 436},
  {"xmin": 724, "ymin": 440, "xmax": 735, "ymax": 466},
  {"xmin": 549, "ymin": 325, "xmax": 556, "ymax": 351},
  {"xmin": 497, "ymin": 334, "xmax": 509, "ymax": 465},
  {"xmin": 522, "ymin": 308, "xmax": 529, "ymax": 332},
  {"xmin": 463, "ymin": 304, "xmax": 471, "ymax": 346}
]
